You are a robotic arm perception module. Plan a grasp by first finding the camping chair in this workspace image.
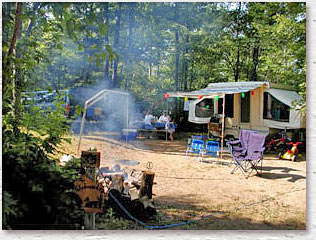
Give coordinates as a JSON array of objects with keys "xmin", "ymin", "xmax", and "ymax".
[
  {"xmin": 202, "ymin": 141, "xmax": 220, "ymax": 162},
  {"xmin": 230, "ymin": 132, "xmax": 266, "ymax": 178},
  {"xmin": 227, "ymin": 130, "xmax": 256, "ymax": 157},
  {"xmin": 186, "ymin": 139, "xmax": 205, "ymax": 160}
]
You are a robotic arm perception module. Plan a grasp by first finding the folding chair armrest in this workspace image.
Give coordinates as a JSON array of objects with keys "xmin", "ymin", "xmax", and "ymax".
[
  {"xmin": 232, "ymin": 147, "xmax": 245, "ymax": 152},
  {"xmin": 228, "ymin": 140, "xmax": 241, "ymax": 146}
]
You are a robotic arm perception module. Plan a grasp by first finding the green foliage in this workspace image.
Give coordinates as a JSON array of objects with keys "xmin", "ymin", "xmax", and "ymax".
[
  {"xmin": 96, "ymin": 208, "xmax": 130, "ymax": 230},
  {"xmin": 2, "ymin": 103, "xmax": 84, "ymax": 229},
  {"xmin": 15, "ymin": 2, "xmax": 305, "ymax": 112},
  {"xmin": 2, "ymin": 191, "xmax": 23, "ymax": 229}
]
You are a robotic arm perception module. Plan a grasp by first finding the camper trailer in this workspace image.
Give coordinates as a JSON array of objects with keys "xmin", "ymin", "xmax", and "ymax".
[{"xmin": 168, "ymin": 81, "xmax": 305, "ymax": 140}]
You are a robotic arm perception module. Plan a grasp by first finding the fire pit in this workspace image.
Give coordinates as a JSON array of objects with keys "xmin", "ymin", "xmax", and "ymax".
[{"xmin": 74, "ymin": 150, "xmax": 156, "ymax": 226}]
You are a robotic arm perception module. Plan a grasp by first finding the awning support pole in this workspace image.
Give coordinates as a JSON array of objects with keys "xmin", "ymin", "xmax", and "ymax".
[
  {"xmin": 220, "ymin": 94, "xmax": 225, "ymax": 159},
  {"xmin": 126, "ymin": 97, "xmax": 129, "ymax": 128}
]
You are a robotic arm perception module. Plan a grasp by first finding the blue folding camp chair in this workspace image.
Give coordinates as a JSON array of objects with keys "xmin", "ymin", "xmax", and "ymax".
[
  {"xmin": 186, "ymin": 139, "xmax": 205, "ymax": 160},
  {"xmin": 202, "ymin": 141, "xmax": 220, "ymax": 162}
]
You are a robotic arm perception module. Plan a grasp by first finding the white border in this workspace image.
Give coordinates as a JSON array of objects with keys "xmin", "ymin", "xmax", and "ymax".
[{"xmin": 1, "ymin": 0, "xmax": 315, "ymax": 239}]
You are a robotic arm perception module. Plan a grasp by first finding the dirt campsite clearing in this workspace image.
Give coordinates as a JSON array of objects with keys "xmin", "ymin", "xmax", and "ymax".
[{"xmin": 61, "ymin": 132, "xmax": 306, "ymax": 230}]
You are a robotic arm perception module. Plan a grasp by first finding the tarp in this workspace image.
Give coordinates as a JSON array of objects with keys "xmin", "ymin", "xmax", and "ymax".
[
  {"xmin": 263, "ymin": 88, "xmax": 304, "ymax": 129},
  {"xmin": 168, "ymin": 81, "xmax": 269, "ymax": 98}
]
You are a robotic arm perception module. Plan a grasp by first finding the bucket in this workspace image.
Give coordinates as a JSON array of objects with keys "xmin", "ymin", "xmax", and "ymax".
[{"xmin": 121, "ymin": 129, "xmax": 138, "ymax": 141}]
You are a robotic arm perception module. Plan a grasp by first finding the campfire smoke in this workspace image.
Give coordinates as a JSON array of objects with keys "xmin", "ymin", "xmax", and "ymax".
[{"xmin": 70, "ymin": 81, "xmax": 139, "ymax": 136}]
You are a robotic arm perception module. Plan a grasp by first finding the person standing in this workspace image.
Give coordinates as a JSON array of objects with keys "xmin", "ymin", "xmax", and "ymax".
[{"xmin": 165, "ymin": 116, "xmax": 175, "ymax": 141}]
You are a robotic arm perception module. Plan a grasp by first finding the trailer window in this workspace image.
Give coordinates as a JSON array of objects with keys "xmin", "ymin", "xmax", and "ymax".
[
  {"xmin": 263, "ymin": 92, "xmax": 290, "ymax": 122},
  {"xmin": 195, "ymin": 98, "xmax": 214, "ymax": 118},
  {"xmin": 218, "ymin": 94, "xmax": 234, "ymax": 118},
  {"xmin": 240, "ymin": 92, "xmax": 250, "ymax": 123}
]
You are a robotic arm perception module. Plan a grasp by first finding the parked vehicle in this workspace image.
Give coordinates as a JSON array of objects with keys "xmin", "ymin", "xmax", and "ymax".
[
  {"xmin": 22, "ymin": 90, "xmax": 70, "ymax": 115},
  {"xmin": 265, "ymin": 129, "xmax": 292, "ymax": 153}
]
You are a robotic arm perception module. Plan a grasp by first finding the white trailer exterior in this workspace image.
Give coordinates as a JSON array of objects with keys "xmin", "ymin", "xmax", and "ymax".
[{"xmin": 168, "ymin": 81, "xmax": 305, "ymax": 139}]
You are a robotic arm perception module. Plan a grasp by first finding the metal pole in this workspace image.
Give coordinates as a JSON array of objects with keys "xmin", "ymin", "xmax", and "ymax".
[
  {"xmin": 126, "ymin": 96, "xmax": 129, "ymax": 128},
  {"xmin": 166, "ymin": 100, "xmax": 169, "ymax": 141},
  {"xmin": 77, "ymin": 104, "xmax": 87, "ymax": 155},
  {"xmin": 208, "ymin": 120, "xmax": 210, "ymax": 138},
  {"xmin": 220, "ymin": 95, "xmax": 225, "ymax": 159}
]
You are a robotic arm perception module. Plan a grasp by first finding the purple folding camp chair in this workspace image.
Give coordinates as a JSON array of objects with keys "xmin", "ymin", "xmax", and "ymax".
[
  {"xmin": 230, "ymin": 132, "xmax": 266, "ymax": 178},
  {"xmin": 227, "ymin": 130, "xmax": 256, "ymax": 157}
]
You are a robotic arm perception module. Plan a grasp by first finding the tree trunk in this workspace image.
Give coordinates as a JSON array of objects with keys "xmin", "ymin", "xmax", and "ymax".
[
  {"xmin": 174, "ymin": 29, "xmax": 180, "ymax": 121},
  {"xmin": 83, "ymin": 36, "xmax": 89, "ymax": 82},
  {"xmin": 189, "ymin": 55, "xmax": 194, "ymax": 90},
  {"xmin": 2, "ymin": 3, "xmax": 12, "ymax": 44},
  {"xmin": 148, "ymin": 63, "xmax": 152, "ymax": 81},
  {"xmin": 183, "ymin": 36, "xmax": 189, "ymax": 91},
  {"xmin": 174, "ymin": 4, "xmax": 180, "ymax": 122},
  {"xmin": 126, "ymin": 3, "xmax": 134, "ymax": 90},
  {"xmin": 174, "ymin": 32, "xmax": 179, "ymax": 91},
  {"xmin": 183, "ymin": 2, "xmax": 190, "ymax": 91},
  {"xmin": 250, "ymin": 45, "xmax": 259, "ymax": 81},
  {"xmin": 13, "ymin": 14, "xmax": 23, "ymax": 122},
  {"xmin": 3, "ymin": 2, "xmax": 23, "ymax": 95},
  {"xmin": 112, "ymin": 3, "xmax": 122, "ymax": 88},
  {"xmin": 234, "ymin": 2, "xmax": 241, "ymax": 82},
  {"xmin": 283, "ymin": 44, "xmax": 287, "ymax": 83},
  {"xmin": 103, "ymin": 2, "xmax": 110, "ymax": 85},
  {"xmin": 235, "ymin": 47, "xmax": 240, "ymax": 82},
  {"xmin": 25, "ymin": 3, "xmax": 41, "ymax": 37}
]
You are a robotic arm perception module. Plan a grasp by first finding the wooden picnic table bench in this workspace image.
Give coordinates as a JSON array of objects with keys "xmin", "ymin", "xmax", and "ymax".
[{"xmin": 136, "ymin": 128, "xmax": 169, "ymax": 141}]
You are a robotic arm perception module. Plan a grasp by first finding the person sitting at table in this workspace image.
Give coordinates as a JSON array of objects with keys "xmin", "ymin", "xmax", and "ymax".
[
  {"xmin": 158, "ymin": 111, "xmax": 169, "ymax": 123},
  {"xmin": 155, "ymin": 110, "xmax": 169, "ymax": 129},
  {"xmin": 144, "ymin": 111, "xmax": 156, "ymax": 130}
]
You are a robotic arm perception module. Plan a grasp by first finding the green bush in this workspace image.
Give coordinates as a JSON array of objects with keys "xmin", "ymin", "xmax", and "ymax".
[{"xmin": 2, "ymin": 102, "xmax": 83, "ymax": 229}]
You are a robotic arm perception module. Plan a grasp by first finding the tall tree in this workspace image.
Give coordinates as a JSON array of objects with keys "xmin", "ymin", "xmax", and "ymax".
[
  {"xmin": 3, "ymin": 2, "xmax": 22, "ymax": 95},
  {"xmin": 112, "ymin": 2, "xmax": 122, "ymax": 88},
  {"xmin": 103, "ymin": 2, "xmax": 110, "ymax": 83}
]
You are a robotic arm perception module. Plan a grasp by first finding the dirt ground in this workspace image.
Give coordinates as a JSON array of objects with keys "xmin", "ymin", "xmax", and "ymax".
[{"xmin": 61, "ymin": 131, "xmax": 306, "ymax": 230}]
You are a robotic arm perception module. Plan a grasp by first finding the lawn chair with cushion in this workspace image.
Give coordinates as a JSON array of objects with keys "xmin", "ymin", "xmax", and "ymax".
[
  {"xmin": 186, "ymin": 139, "xmax": 205, "ymax": 160},
  {"xmin": 202, "ymin": 141, "xmax": 220, "ymax": 162},
  {"xmin": 230, "ymin": 132, "xmax": 266, "ymax": 178}
]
